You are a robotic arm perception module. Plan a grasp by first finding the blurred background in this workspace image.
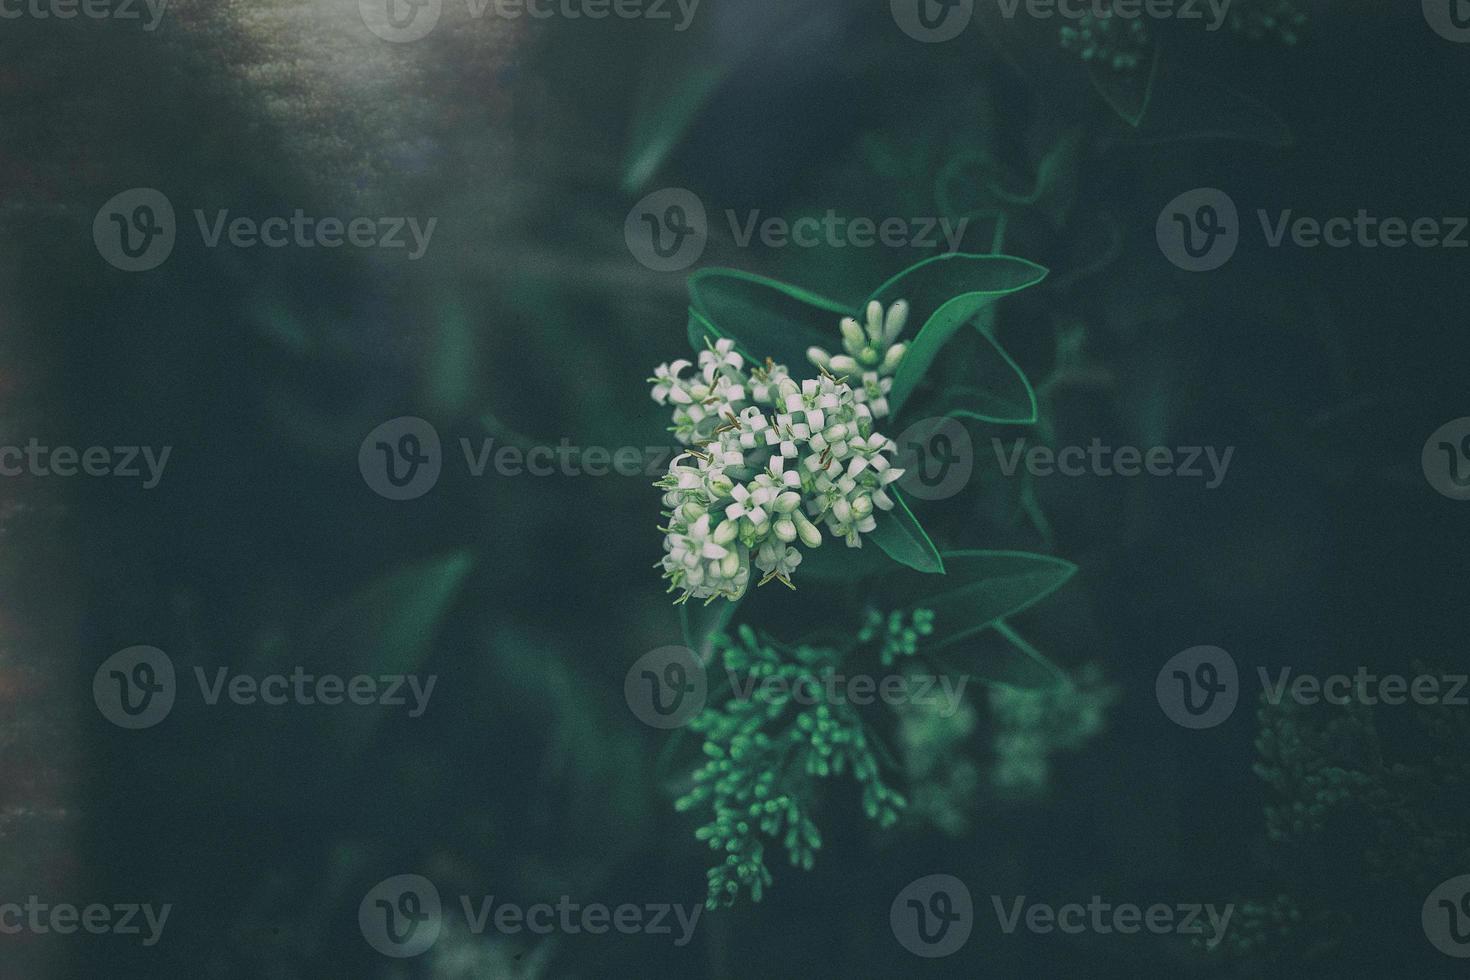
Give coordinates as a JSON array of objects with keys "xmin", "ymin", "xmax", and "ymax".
[{"xmin": 2, "ymin": 0, "xmax": 1469, "ymax": 976}]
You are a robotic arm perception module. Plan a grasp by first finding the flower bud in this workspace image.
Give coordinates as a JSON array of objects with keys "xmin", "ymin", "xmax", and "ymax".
[
  {"xmin": 794, "ymin": 512, "xmax": 823, "ymax": 549},
  {"xmin": 713, "ymin": 518, "xmax": 739, "ymax": 545},
  {"xmin": 881, "ymin": 343, "xmax": 907, "ymax": 375}
]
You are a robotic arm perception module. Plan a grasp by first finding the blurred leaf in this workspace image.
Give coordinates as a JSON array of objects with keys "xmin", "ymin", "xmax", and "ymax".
[
  {"xmin": 869, "ymin": 254, "xmax": 1049, "ymax": 418},
  {"xmin": 314, "ymin": 550, "xmax": 474, "ymax": 751},
  {"xmin": 869, "ymin": 489, "xmax": 944, "ymax": 575},
  {"xmin": 623, "ymin": 58, "xmax": 729, "ymax": 193},
  {"xmin": 1103, "ymin": 61, "xmax": 1292, "ymax": 147},
  {"xmin": 422, "ymin": 299, "xmax": 477, "ymax": 418},
  {"xmin": 1090, "ymin": 44, "xmax": 1160, "ymax": 127},
  {"xmin": 907, "ymin": 550, "xmax": 1076, "ymax": 649},
  {"xmin": 687, "ymin": 268, "xmax": 856, "ymax": 367},
  {"xmin": 984, "ymin": 129, "xmax": 1084, "ymax": 227},
  {"xmin": 680, "ymin": 592, "xmax": 742, "ymax": 662}
]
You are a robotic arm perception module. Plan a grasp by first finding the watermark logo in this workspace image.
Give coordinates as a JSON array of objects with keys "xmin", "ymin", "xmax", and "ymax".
[
  {"xmin": 94, "ymin": 191, "xmax": 436, "ymax": 270},
  {"xmin": 625, "ymin": 189, "xmax": 970, "ymax": 271},
  {"xmin": 360, "ymin": 874, "xmax": 442, "ymax": 958},
  {"xmin": 625, "ymin": 646, "xmax": 706, "ymax": 729},
  {"xmin": 626, "ymin": 647, "xmax": 971, "ymax": 729},
  {"xmin": 1157, "ymin": 188, "xmax": 1238, "ymax": 272},
  {"xmin": 94, "ymin": 188, "xmax": 175, "ymax": 272},
  {"xmin": 360, "ymin": 0, "xmax": 442, "ymax": 41},
  {"xmin": 891, "ymin": 0, "xmax": 973, "ymax": 42},
  {"xmin": 1162, "ymin": 654, "xmax": 1469, "ymax": 725},
  {"xmin": 1161, "ymin": 189, "xmax": 1470, "ymax": 269},
  {"xmin": 1156, "ymin": 646, "xmax": 1237, "ymax": 729},
  {"xmin": 1425, "ymin": 874, "xmax": 1470, "ymax": 957},
  {"xmin": 895, "ymin": 417, "xmax": 974, "ymax": 501},
  {"xmin": 625, "ymin": 188, "xmax": 709, "ymax": 272},
  {"xmin": 95, "ymin": 648, "xmax": 437, "ymax": 727},
  {"xmin": 1423, "ymin": 418, "xmax": 1470, "ymax": 500},
  {"xmin": 361, "ymin": 419, "xmax": 684, "ymax": 497},
  {"xmin": 93, "ymin": 646, "xmax": 176, "ymax": 729},
  {"xmin": 891, "ymin": 874, "xmax": 973, "ymax": 957},
  {"xmin": 359, "ymin": 876, "xmax": 700, "ymax": 956},
  {"xmin": 360, "ymin": 417, "xmax": 442, "ymax": 500},
  {"xmin": 1424, "ymin": 0, "xmax": 1470, "ymax": 43}
]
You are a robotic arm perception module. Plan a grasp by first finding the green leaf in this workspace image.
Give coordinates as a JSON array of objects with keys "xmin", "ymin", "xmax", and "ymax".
[
  {"xmin": 919, "ymin": 332, "xmax": 1039, "ymax": 425},
  {"xmin": 961, "ymin": 620, "xmax": 1069, "ymax": 690},
  {"xmin": 869, "ymin": 254, "xmax": 1049, "ymax": 418},
  {"xmin": 1105, "ymin": 63, "xmax": 1292, "ymax": 148},
  {"xmin": 686, "ymin": 307, "xmax": 723, "ymax": 353},
  {"xmin": 1090, "ymin": 42, "xmax": 1161, "ymax": 128},
  {"xmin": 679, "ymin": 592, "xmax": 742, "ymax": 662},
  {"xmin": 623, "ymin": 64, "xmax": 728, "ymax": 193},
  {"xmin": 311, "ymin": 550, "xmax": 475, "ymax": 750},
  {"xmin": 908, "ymin": 550, "xmax": 1076, "ymax": 649},
  {"xmin": 687, "ymin": 268, "xmax": 857, "ymax": 368},
  {"xmin": 796, "ymin": 534, "xmax": 902, "ymax": 581},
  {"xmin": 868, "ymin": 489, "xmax": 944, "ymax": 575}
]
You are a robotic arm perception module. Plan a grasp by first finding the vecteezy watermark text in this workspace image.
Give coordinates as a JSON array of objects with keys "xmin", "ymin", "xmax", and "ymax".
[
  {"xmin": 992, "ymin": 895, "xmax": 1234, "ymax": 949},
  {"xmin": 1157, "ymin": 646, "xmax": 1469, "ymax": 729},
  {"xmin": 993, "ymin": 438, "xmax": 1234, "ymax": 488},
  {"xmin": 891, "ymin": 0, "xmax": 1228, "ymax": 43},
  {"xmin": 0, "ymin": 898, "xmax": 171, "ymax": 946},
  {"xmin": 625, "ymin": 188, "xmax": 969, "ymax": 272},
  {"xmin": 359, "ymin": 416, "xmax": 679, "ymax": 500},
  {"xmin": 358, "ymin": 875, "xmax": 699, "ymax": 958},
  {"xmin": 94, "ymin": 188, "xmax": 436, "ymax": 271},
  {"xmin": 623, "ymin": 646, "xmax": 969, "ymax": 729},
  {"xmin": 0, "ymin": 440, "xmax": 170, "ymax": 488},
  {"xmin": 358, "ymin": 0, "xmax": 699, "ymax": 42},
  {"xmin": 93, "ymin": 646, "xmax": 436, "ymax": 729},
  {"xmin": 1159, "ymin": 188, "xmax": 1470, "ymax": 271},
  {"xmin": 0, "ymin": 0, "xmax": 167, "ymax": 29}
]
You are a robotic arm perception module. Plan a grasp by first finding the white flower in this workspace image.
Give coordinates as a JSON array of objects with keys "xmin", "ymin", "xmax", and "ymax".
[
  {"xmin": 649, "ymin": 359, "xmax": 693, "ymax": 405},
  {"xmin": 652, "ymin": 338, "xmax": 906, "ymax": 603},
  {"xmin": 807, "ymin": 300, "xmax": 910, "ymax": 397},
  {"xmin": 852, "ymin": 371, "xmax": 893, "ymax": 420}
]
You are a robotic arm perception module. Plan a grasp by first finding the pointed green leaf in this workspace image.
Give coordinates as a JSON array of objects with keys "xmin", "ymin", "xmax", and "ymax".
[
  {"xmin": 1090, "ymin": 42, "xmax": 1161, "ymax": 128},
  {"xmin": 908, "ymin": 550, "xmax": 1076, "ymax": 649},
  {"xmin": 920, "ymin": 332, "xmax": 1039, "ymax": 425},
  {"xmin": 312, "ymin": 550, "xmax": 475, "ymax": 751},
  {"xmin": 623, "ymin": 64, "xmax": 728, "ymax": 193},
  {"xmin": 687, "ymin": 268, "xmax": 857, "ymax": 368},
  {"xmin": 869, "ymin": 254, "xmax": 1048, "ymax": 418},
  {"xmin": 869, "ymin": 489, "xmax": 944, "ymax": 575},
  {"xmin": 1106, "ymin": 63, "xmax": 1292, "ymax": 148}
]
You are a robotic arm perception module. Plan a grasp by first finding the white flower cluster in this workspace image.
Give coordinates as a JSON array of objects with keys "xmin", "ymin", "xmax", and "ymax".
[
  {"xmin": 806, "ymin": 299, "xmax": 910, "ymax": 420},
  {"xmin": 650, "ymin": 304, "xmax": 910, "ymax": 604}
]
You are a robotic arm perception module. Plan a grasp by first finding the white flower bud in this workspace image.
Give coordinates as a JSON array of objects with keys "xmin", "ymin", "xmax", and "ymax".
[
  {"xmin": 881, "ymin": 343, "xmax": 907, "ymax": 375},
  {"xmin": 713, "ymin": 518, "xmax": 739, "ymax": 545},
  {"xmin": 794, "ymin": 512, "xmax": 823, "ymax": 549}
]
